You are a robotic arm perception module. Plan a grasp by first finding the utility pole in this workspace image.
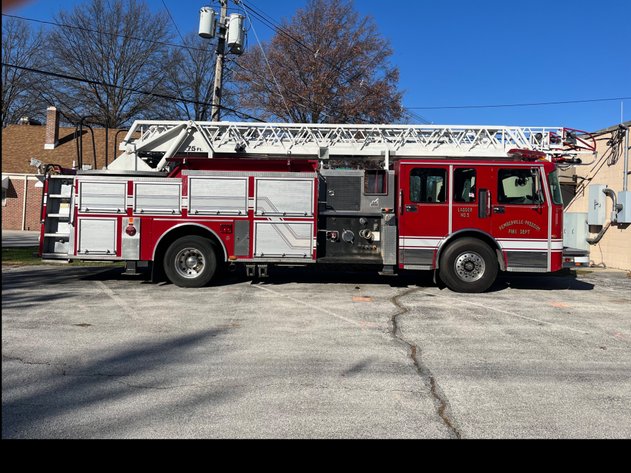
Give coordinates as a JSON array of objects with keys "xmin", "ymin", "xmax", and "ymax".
[
  {"xmin": 201, "ymin": 0, "xmax": 245, "ymax": 121},
  {"xmin": 211, "ymin": 0, "xmax": 228, "ymax": 122}
]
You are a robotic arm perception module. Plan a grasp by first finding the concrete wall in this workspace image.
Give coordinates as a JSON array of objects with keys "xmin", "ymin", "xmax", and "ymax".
[
  {"xmin": 2, "ymin": 174, "xmax": 44, "ymax": 231},
  {"xmin": 564, "ymin": 125, "xmax": 630, "ymax": 270}
]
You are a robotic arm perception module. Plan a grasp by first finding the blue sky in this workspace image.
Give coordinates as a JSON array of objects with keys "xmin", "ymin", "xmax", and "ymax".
[{"xmin": 6, "ymin": 0, "xmax": 631, "ymax": 131}]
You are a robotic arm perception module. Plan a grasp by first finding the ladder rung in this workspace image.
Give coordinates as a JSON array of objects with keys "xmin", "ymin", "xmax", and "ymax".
[
  {"xmin": 46, "ymin": 213, "xmax": 70, "ymax": 218},
  {"xmin": 44, "ymin": 233, "xmax": 70, "ymax": 239},
  {"xmin": 48, "ymin": 194, "xmax": 72, "ymax": 199}
]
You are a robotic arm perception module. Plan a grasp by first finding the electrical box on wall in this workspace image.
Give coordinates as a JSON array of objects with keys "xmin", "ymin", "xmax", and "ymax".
[
  {"xmin": 587, "ymin": 184, "xmax": 607, "ymax": 227},
  {"xmin": 563, "ymin": 212, "xmax": 589, "ymax": 250},
  {"xmin": 617, "ymin": 191, "xmax": 631, "ymax": 224}
]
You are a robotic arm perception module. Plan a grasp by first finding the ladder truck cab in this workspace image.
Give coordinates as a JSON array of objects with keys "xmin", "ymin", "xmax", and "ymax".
[{"xmin": 39, "ymin": 121, "xmax": 595, "ymax": 293}]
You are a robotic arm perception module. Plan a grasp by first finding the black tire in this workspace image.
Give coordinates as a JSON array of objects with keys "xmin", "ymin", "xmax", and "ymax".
[
  {"xmin": 163, "ymin": 236, "xmax": 217, "ymax": 288},
  {"xmin": 438, "ymin": 238, "xmax": 498, "ymax": 293}
]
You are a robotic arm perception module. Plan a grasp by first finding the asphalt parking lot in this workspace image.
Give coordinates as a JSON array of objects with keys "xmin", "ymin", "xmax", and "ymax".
[{"xmin": 2, "ymin": 264, "xmax": 631, "ymax": 439}]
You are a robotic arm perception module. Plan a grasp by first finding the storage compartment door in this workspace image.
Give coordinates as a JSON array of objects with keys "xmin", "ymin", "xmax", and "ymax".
[
  {"xmin": 254, "ymin": 222, "xmax": 313, "ymax": 258},
  {"xmin": 78, "ymin": 218, "xmax": 117, "ymax": 255},
  {"xmin": 79, "ymin": 181, "xmax": 126, "ymax": 213},
  {"xmin": 134, "ymin": 182, "xmax": 181, "ymax": 215},
  {"xmin": 189, "ymin": 177, "xmax": 247, "ymax": 215},
  {"xmin": 255, "ymin": 178, "xmax": 314, "ymax": 216}
]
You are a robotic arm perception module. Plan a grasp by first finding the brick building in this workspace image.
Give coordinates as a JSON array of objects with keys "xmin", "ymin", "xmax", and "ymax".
[{"xmin": 2, "ymin": 107, "xmax": 123, "ymax": 230}]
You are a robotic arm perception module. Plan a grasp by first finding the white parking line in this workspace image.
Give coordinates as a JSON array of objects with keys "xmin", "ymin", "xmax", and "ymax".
[
  {"xmin": 463, "ymin": 299, "xmax": 590, "ymax": 335},
  {"xmin": 252, "ymin": 284, "xmax": 364, "ymax": 328},
  {"xmin": 95, "ymin": 280, "xmax": 137, "ymax": 319}
]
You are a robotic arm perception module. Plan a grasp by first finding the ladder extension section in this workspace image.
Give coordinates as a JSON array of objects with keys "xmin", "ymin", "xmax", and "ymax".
[{"xmin": 110, "ymin": 120, "xmax": 593, "ymax": 171}]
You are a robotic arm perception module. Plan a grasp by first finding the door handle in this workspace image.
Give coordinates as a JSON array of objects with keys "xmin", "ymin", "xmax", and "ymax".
[
  {"xmin": 493, "ymin": 206, "xmax": 505, "ymax": 214},
  {"xmin": 405, "ymin": 205, "xmax": 417, "ymax": 212}
]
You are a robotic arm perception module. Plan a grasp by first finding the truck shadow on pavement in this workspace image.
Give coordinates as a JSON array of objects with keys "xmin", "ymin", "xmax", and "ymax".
[
  {"xmin": 1, "ymin": 265, "xmax": 594, "ymax": 306},
  {"xmin": 490, "ymin": 270, "xmax": 595, "ymax": 291},
  {"xmin": 209, "ymin": 266, "xmax": 596, "ymax": 292},
  {"xmin": 81, "ymin": 264, "xmax": 597, "ymax": 292},
  {"xmin": 2, "ymin": 328, "xmax": 233, "ymax": 438}
]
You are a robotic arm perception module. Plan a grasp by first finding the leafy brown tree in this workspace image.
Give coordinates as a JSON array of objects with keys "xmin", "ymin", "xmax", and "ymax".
[
  {"xmin": 41, "ymin": 0, "xmax": 174, "ymax": 128},
  {"xmin": 1, "ymin": 16, "xmax": 45, "ymax": 127},
  {"xmin": 235, "ymin": 0, "xmax": 404, "ymax": 124}
]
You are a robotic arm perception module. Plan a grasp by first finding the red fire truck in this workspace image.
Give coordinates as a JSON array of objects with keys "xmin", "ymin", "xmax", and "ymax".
[{"xmin": 39, "ymin": 121, "xmax": 594, "ymax": 292}]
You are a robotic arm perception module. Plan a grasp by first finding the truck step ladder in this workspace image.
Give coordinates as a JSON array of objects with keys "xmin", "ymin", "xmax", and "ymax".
[
  {"xmin": 41, "ymin": 175, "xmax": 74, "ymax": 260},
  {"xmin": 109, "ymin": 121, "xmax": 596, "ymax": 172}
]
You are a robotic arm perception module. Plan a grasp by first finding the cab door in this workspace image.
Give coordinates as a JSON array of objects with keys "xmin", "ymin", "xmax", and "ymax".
[
  {"xmin": 397, "ymin": 163, "xmax": 449, "ymax": 268},
  {"xmin": 451, "ymin": 165, "xmax": 494, "ymax": 235},
  {"xmin": 492, "ymin": 165, "xmax": 550, "ymax": 271}
]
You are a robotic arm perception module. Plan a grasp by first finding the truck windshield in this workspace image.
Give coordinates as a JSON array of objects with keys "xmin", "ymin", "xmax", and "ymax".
[{"xmin": 548, "ymin": 170, "xmax": 563, "ymax": 205}]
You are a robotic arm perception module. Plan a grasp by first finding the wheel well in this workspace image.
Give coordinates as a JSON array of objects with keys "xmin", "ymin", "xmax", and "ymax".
[
  {"xmin": 437, "ymin": 231, "xmax": 504, "ymax": 271},
  {"xmin": 151, "ymin": 225, "xmax": 227, "ymax": 282}
]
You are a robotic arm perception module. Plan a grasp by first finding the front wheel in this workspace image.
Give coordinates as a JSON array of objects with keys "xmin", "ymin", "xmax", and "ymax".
[
  {"xmin": 438, "ymin": 238, "xmax": 498, "ymax": 293},
  {"xmin": 163, "ymin": 236, "xmax": 217, "ymax": 288}
]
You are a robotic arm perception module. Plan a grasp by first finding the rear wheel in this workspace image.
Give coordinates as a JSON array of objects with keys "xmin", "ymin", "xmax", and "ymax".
[
  {"xmin": 163, "ymin": 236, "xmax": 217, "ymax": 288},
  {"xmin": 438, "ymin": 238, "xmax": 498, "ymax": 293}
]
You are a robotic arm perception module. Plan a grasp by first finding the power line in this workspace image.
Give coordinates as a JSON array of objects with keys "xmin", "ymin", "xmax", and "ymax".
[
  {"xmin": 160, "ymin": 0, "xmax": 194, "ymax": 61},
  {"xmin": 407, "ymin": 97, "xmax": 631, "ymax": 110},
  {"xmin": 159, "ymin": 0, "xmax": 203, "ymax": 119},
  {"xmin": 240, "ymin": 5, "xmax": 293, "ymax": 121},
  {"xmin": 1, "ymin": 62, "xmax": 266, "ymax": 123},
  {"xmin": 1, "ymin": 12, "xmax": 210, "ymax": 55}
]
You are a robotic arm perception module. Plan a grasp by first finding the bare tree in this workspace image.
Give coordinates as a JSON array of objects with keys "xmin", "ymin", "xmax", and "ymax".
[
  {"xmin": 1, "ymin": 16, "xmax": 45, "ymax": 127},
  {"xmin": 41, "ymin": 0, "xmax": 175, "ymax": 128},
  {"xmin": 162, "ymin": 32, "xmax": 229, "ymax": 121},
  {"xmin": 234, "ymin": 0, "xmax": 404, "ymax": 124}
]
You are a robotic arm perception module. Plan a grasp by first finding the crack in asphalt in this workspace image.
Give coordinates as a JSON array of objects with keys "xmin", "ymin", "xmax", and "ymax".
[
  {"xmin": 389, "ymin": 288, "xmax": 462, "ymax": 439},
  {"xmin": 2, "ymin": 355, "xmax": 54, "ymax": 367},
  {"xmin": 3, "ymin": 356, "xmax": 218, "ymax": 391},
  {"xmin": 4, "ymin": 356, "xmax": 424, "ymax": 395}
]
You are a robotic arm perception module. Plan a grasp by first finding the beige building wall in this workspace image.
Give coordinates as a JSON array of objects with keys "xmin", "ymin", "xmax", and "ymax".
[{"xmin": 564, "ymin": 123, "xmax": 630, "ymax": 270}]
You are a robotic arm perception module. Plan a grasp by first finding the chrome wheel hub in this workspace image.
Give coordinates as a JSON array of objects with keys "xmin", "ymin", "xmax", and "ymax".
[
  {"xmin": 175, "ymin": 248, "xmax": 205, "ymax": 279},
  {"xmin": 454, "ymin": 252, "xmax": 485, "ymax": 282}
]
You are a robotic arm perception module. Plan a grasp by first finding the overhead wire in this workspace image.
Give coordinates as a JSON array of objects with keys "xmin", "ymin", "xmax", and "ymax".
[
  {"xmin": 1, "ymin": 62, "xmax": 266, "ymax": 123},
  {"xmin": 406, "ymin": 97, "xmax": 631, "ymax": 110},
  {"xmin": 160, "ymin": 0, "xmax": 196, "ymax": 62},
  {"xmin": 237, "ymin": 2, "xmax": 293, "ymax": 121},
  {"xmin": 159, "ymin": 0, "xmax": 211, "ymax": 120},
  {"xmin": 1, "ymin": 12, "xmax": 210, "ymax": 56}
]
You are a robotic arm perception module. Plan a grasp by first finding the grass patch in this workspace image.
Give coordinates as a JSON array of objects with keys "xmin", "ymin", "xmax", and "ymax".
[
  {"xmin": 2, "ymin": 246, "xmax": 123, "ymax": 267},
  {"xmin": 2, "ymin": 247, "xmax": 42, "ymax": 265}
]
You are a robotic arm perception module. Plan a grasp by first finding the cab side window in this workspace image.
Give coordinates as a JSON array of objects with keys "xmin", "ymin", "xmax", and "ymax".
[
  {"xmin": 410, "ymin": 168, "xmax": 447, "ymax": 203},
  {"xmin": 498, "ymin": 169, "xmax": 543, "ymax": 205},
  {"xmin": 453, "ymin": 168, "xmax": 476, "ymax": 203}
]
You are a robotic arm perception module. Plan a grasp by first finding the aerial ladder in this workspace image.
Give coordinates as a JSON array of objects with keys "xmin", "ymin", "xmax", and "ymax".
[{"xmin": 106, "ymin": 121, "xmax": 597, "ymax": 172}]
